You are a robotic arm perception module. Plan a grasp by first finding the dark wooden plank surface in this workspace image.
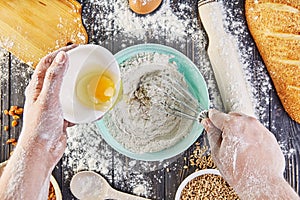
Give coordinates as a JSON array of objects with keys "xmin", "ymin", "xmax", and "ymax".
[{"xmin": 0, "ymin": 0, "xmax": 299, "ymax": 199}]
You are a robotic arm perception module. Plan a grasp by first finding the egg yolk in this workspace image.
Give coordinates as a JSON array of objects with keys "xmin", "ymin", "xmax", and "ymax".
[{"xmin": 87, "ymin": 75, "xmax": 115, "ymax": 103}]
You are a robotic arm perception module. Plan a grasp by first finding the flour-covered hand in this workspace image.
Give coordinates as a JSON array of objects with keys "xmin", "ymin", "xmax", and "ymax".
[
  {"xmin": 20, "ymin": 45, "xmax": 76, "ymax": 168},
  {"xmin": 0, "ymin": 45, "xmax": 77, "ymax": 200},
  {"xmin": 201, "ymin": 109, "xmax": 299, "ymax": 199}
]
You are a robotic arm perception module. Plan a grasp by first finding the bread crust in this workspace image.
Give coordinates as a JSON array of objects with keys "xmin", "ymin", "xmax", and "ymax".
[{"xmin": 245, "ymin": 0, "xmax": 300, "ymax": 123}]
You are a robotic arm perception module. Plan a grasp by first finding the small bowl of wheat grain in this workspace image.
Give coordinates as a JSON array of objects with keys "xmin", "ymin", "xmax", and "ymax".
[{"xmin": 175, "ymin": 169, "xmax": 240, "ymax": 200}]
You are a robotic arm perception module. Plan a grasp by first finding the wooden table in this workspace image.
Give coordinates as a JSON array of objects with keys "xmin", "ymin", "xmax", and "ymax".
[{"xmin": 0, "ymin": 0, "xmax": 299, "ymax": 199}]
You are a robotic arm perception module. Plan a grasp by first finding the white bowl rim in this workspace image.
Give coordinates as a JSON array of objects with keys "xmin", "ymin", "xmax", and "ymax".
[
  {"xmin": 50, "ymin": 174, "xmax": 62, "ymax": 200},
  {"xmin": 175, "ymin": 169, "xmax": 221, "ymax": 200}
]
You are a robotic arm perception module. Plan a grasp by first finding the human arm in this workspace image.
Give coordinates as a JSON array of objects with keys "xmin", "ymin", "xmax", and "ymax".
[
  {"xmin": 201, "ymin": 109, "xmax": 299, "ymax": 200},
  {"xmin": 0, "ymin": 45, "xmax": 76, "ymax": 200}
]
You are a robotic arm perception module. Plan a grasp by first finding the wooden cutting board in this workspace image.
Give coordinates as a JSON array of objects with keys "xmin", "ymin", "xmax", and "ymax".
[{"xmin": 0, "ymin": 0, "xmax": 88, "ymax": 67}]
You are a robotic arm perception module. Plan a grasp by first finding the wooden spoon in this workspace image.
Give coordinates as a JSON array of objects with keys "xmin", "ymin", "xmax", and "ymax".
[{"xmin": 70, "ymin": 171, "xmax": 150, "ymax": 200}]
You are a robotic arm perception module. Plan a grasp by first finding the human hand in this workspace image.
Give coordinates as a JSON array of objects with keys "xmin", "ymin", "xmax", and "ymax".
[
  {"xmin": 19, "ymin": 45, "xmax": 77, "ymax": 168},
  {"xmin": 201, "ymin": 109, "xmax": 299, "ymax": 199},
  {"xmin": 0, "ymin": 46, "xmax": 79, "ymax": 200}
]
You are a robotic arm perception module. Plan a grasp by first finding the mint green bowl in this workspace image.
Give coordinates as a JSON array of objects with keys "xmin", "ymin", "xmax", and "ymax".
[{"xmin": 96, "ymin": 44, "xmax": 209, "ymax": 161}]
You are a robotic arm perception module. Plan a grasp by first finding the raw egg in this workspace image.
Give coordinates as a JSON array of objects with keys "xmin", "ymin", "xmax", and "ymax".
[
  {"xmin": 76, "ymin": 71, "xmax": 116, "ymax": 110},
  {"xmin": 129, "ymin": 0, "xmax": 162, "ymax": 15},
  {"xmin": 60, "ymin": 44, "xmax": 121, "ymax": 124}
]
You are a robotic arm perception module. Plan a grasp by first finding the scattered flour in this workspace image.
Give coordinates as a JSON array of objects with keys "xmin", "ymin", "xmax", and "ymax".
[
  {"xmin": 222, "ymin": 0, "xmax": 272, "ymax": 125},
  {"xmin": 0, "ymin": 36, "xmax": 14, "ymax": 49},
  {"xmin": 0, "ymin": 0, "xmax": 290, "ymax": 198},
  {"xmin": 0, "ymin": 0, "xmax": 298, "ymax": 197},
  {"xmin": 63, "ymin": 123, "xmax": 160, "ymax": 197},
  {"xmin": 0, "ymin": 48, "xmax": 9, "ymax": 86},
  {"xmin": 221, "ymin": 0, "xmax": 297, "ymax": 159},
  {"xmin": 63, "ymin": 122, "xmax": 183, "ymax": 198},
  {"xmin": 63, "ymin": 1, "xmax": 216, "ymax": 193},
  {"xmin": 81, "ymin": 0, "xmax": 202, "ymax": 43},
  {"xmin": 62, "ymin": 1, "xmax": 271, "ymax": 198}
]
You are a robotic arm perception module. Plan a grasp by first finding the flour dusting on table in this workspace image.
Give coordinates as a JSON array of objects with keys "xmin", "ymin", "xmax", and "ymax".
[
  {"xmin": 0, "ymin": 0, "xmax": 298, "ymax": 198},
  {"xmin": 64, "ymin": 1, "xmax": 214, "ymax": 198},
  {"xmin": 221, "ymin": 0, "xmax": 296, "ymax": 157},
  {"xmin": 63, "ymin": 0, "xmax": 297, "ymax": 198},
  {"xmin": 64, "ymin": 123, "xmax": 161, "ymax": 197},
  {"xmin": 82, "ymin": 0, "xmax": 202, "ymax": 43}
]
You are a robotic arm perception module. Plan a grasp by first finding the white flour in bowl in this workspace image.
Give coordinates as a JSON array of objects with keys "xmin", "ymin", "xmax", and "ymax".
[{"xmin": 104, "ymin": 52, "xmax": 196, "ymax": 153}]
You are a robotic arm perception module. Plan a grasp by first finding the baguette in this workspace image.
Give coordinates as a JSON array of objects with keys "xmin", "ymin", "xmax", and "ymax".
[{"xmin": 245, "ymin": 0, "xmax": 300, "ymax": 123}]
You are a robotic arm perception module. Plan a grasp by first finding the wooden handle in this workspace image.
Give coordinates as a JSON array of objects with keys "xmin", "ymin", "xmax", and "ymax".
[
  {"xmin": 0, "ymin": 0, "xmax": 88, "ymax": 67},
  {"xmin": 109, "ymin": 188, "xmax": 151, "ymax": 200},
  {"xmin": 199, "ymin": 2, "xmax": 256, "ymax": 117}
]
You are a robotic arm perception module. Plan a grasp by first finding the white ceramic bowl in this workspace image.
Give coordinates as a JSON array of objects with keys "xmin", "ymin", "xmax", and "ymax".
[
  {"xmin": 60, "ymin": 44, "xmax": 121, "ymax": 124},
  {"xmin": 0, "ymin": 161, "xmax": 62, "ymax": 200},
  {"xmin": 50, "ymin": 175, "xmax": 62, "ymax": 200},
  {"xmin": 175, "ymin": 169, "xmax": 221, "ymax": 200}
]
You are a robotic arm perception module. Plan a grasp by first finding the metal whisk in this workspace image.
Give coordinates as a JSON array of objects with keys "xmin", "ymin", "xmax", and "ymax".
[
  {"xmin": 133, "ymin": 71, "xmax": 211, "ymax": 156},
  {"xmin": 135, "ymin": 74, "xmax": 208, "ymax": 123}
]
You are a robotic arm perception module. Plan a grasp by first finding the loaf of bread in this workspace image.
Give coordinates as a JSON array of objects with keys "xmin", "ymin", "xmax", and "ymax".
[{"xmin": 245, "ymin": 0, "xmax": 300, "ymax": 123}]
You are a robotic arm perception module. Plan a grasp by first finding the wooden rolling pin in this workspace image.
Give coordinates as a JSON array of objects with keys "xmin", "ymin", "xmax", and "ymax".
[
  {"xmin": 0, "ymin": 0, "xmax": 88, "ymax": 67},
  {"xmin": 198, "ymin": 1, "xmax": 256, "ymax": 117}
]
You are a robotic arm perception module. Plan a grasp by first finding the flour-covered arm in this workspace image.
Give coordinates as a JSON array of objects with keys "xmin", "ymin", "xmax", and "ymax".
[{"xmin": 0, "ymin": 45, "xmax": 76, "ymax": 200}]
